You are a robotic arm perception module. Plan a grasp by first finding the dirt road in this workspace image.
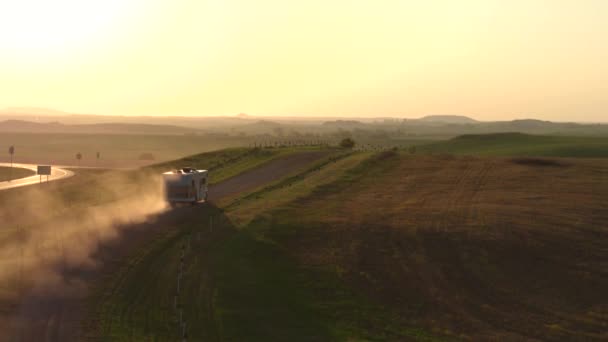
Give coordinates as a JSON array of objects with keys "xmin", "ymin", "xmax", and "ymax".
[{"xmin": 7, "ymin": 150, "xmax": 328, "ymax": 342}]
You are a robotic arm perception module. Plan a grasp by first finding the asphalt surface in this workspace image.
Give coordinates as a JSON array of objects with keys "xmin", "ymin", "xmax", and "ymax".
[
  {"xmin": 0, "ymin": 163, "xmax": 74, "ymax": 191},
  {"xmin": 209, "ymin": 151, "xmax": 329, "ymax": 200}
]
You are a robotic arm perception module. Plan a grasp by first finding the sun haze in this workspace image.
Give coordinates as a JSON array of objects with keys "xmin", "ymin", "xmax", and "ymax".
[{"xmin": 0, "ymin": 0, "xmax": 607, "ymax": 121}]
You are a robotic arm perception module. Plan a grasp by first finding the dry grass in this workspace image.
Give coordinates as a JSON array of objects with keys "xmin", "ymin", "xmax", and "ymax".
[
  {"xmin": 0, "ymin": 166, "xmax": 35, "ymax": 182},
  {"xmin": 276, "ymin": 154, "xmax": 608, "ymax": 340}
]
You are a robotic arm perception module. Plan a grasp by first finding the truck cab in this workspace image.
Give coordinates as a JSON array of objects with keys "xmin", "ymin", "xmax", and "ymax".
[{"xmin": 162, "ymin": 167, "xmax": 208, "ymax": 205}]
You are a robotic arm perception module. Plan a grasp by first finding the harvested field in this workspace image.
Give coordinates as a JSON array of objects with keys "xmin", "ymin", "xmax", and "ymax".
[{"xmin": 268, "ymin": 154, "xmax": 608, "ymax": 340}]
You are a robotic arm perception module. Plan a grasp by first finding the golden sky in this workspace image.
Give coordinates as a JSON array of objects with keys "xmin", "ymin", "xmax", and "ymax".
[{"xmin": 0, "ymin": 0, "xmax": 607, "ymax": 121}]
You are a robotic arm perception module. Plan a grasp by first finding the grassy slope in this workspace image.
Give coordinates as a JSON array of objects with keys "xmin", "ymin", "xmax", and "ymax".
[
  {"xmin": 151, "ymin": 146, "xmax": 326, "ymax": 185},
  {"xmin": 0, "ymin": 166, "xmax": 35, "ymax": 182},
  {"xmin": 259, "ymin": 152, "xmax": 608, "ymax": 340},
  {"xmin": 92, "ymin": 141, "xmax": 608, "ymax": 341},
  {"xmin": 0, "ymin": 147, "xmax": 317, "ymax": 337},
  {"xmin": 418, "ymin": 133, "xmax": 608, "ymax": 157},
  {"xmin": 91, "ymin": 150, "xmax": 438, "ymax": 341}
]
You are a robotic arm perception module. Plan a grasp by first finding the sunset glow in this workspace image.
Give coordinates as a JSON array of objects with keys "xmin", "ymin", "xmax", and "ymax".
[{"xmin": 0, "ymin": 0, "xmax": 607, "ymax": 121}]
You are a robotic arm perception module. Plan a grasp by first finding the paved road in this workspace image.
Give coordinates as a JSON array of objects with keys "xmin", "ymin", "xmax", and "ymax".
[
  {"xmin": 0, "ymin": 163, "xmax": 74, "ymax": 191},
  {"xmin": 209, "ymin": 151, "xmax": 329, "ymax": 200}
]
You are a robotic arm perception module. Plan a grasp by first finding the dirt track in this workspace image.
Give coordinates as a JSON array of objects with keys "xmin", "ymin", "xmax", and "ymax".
[{"xmin": 6, "ymin": 151, "xmax": 328, "ymax": 342}]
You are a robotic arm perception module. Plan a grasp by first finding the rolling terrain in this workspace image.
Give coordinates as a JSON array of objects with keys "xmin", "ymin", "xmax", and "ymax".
[
  {"xmin": 0, "ymin": 132, "xmax": 253, "ymax": 168},
  {"xmin": 89, "ymin": 148, "xmax": 608, "ymax": 341},
  {"xmin": 259, "ymin": 152, "xmax": 608, "ymax": 340},
  {"xmin": 1, "ymin": 137, "xmax": 607, "ymax": 341},
  {"xmin": 419, "ymin": 133, "xmax": 608, "ymax": 158},
  {"xmin": 0, "ymin": 146, "xmax": 333, "ymax": 341}
]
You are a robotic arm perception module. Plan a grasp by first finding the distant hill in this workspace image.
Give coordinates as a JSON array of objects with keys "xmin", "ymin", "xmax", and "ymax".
[
  {"xmin": 417, "ymin": 115, "xmax": 478, "ymax": 124},
  {"xmin": 0, "ymin": 120, "xmax": 202, "ymax": 135},
  {"xmin": 248, "ymin": 120, "xmax": 281, "ymax": 127},
  {"xmin": 322, "ymin": 120, "xmax": 364, "ymax": 127},
  {"xmin": 418, "ymin": 132, "xmax": 608, "ymax": 157},
  {"xmin": 231, "ymin": 120, "xmax": 285, "ymax": 135}
]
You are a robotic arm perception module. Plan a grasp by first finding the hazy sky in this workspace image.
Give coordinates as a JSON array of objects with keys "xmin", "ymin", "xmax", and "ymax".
[{"xmin": 0, "ymin": 0, "xmax": 607, "ymax": 121}]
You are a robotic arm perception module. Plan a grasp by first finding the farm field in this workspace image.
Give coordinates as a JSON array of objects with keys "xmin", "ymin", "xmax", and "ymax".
[
  {"xmin": 90, "ymin": 149, "xmax": 418, "ymax": 341},
  {"xmin": 418, "ymin": 133, "xmax": 608, "ymax": 157},
  {"xmin": 2, "ymin": 141, "xmax": 608, "ymax": 341},
  {"xmin": 0, "ymin": 166, "xmax": 34, "ymax": 182},
  {"xmin": 91, "ymin": 149, "xmax": 608, "ymax": 341},
  {"xmin": 259, "ymin": 152, "xmax": 608, "ymax": 340},
  {"xmin": 0, "ymin": 132, "xmax": 254, "ymax": 168}
]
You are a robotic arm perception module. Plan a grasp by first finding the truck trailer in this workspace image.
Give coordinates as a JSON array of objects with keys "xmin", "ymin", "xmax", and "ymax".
[{"xmin": 163, "ymin": 167, "xmax": 208, "ymax": 205}]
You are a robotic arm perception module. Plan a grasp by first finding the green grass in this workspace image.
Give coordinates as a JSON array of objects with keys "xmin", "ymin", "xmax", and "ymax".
[
  {"xmin": 6, "ymin": 141, "xmax": 603, "ymax": 340},
  {"xmin": 151, "ymin": 146, "xmax": 328, "ymax": 185},
  {"xmin": 417, "ymin": 133, "xmax": 608, "ymax": 157},
  {"xmin": 224, "ymin": 152, "xmax": 370, "ymax": 226},
  {"xmin": 235, "ymin": 217, "xmax": 438, "ymax": 341},
  {"xmin": 91, "ymin": 149, "xmax": 439, "ymax": 341},
  {"xmin": 94, "ymin": 209, "xmax": 436, "ymax": 341},
  {"xmin": 0, "ymin": 166, "xmax": 34, "ymax": 182}
]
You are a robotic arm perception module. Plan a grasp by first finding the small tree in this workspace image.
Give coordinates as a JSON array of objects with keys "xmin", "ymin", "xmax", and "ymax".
[
  {"xmin": 76, "ymin": 152, "xmax": 82, "ymax": 165},
  {"xmin": 339, "ymin": 138, "xmax": 355, "ymax": 149}
]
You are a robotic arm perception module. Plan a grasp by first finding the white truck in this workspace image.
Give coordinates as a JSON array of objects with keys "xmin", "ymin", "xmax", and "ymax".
[{"xmin": 163, "ymin": 167, "xmax": 209, "ymax": 206}]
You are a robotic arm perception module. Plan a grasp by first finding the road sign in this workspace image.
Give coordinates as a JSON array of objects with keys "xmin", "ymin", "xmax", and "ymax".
[
  {"xmin": 37, "ymin": 165, "xmax": 51, "ymax": 183},
  {"xmin": 8, "ymin": 146, "xmax": 14, "ymax": 155},
  {"xmin": 37, "ymin": 165, "xmax": 51, "ymax": 175}
]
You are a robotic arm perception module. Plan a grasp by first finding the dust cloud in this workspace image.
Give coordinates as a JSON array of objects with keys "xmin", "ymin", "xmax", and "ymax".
[{"xmin": 0, "ymin": 170, "xmax": 169, "ymax": 338}]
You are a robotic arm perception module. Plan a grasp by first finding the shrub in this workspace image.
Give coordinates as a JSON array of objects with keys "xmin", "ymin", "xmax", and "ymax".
[{"xmin": 339, "ymin": 138, "xmax": 355, "ymax": 149}]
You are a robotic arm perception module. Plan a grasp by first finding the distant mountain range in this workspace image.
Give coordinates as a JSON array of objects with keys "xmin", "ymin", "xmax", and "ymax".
[{"xmin": 0, "ymin": 110, "xmax": 606, "ymax": 137}]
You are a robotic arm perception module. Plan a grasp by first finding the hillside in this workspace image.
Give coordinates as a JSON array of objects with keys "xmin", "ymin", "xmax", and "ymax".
[
  {"xmin": 3, "ymin": 145, "xmax": 606, "ymax": 340},
  {"xmin": 418, "ymin": 133, "xmax": 608, "ymax": 157},
  {"xmin": 85, "ymin": 148, "xmax": 608, "ymax": 341},
  {"xmin": 244, "ymin": 152, "xmax": 608, "ymax": 340},
  {"xmin": 0, "ymin": 120, "xmax": 202, "ymax": 135},
  {"xmin": 0, "ymin": 146, "xmax": 334, "ymax": 340},
  {"xmin": 1, "ymin": 111, "xmax": 608, "ymax": 139}
]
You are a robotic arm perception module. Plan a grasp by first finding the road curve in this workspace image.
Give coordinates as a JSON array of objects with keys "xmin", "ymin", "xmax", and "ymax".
[{"xmin": 0, "ymin": 163, "xmax": 74, "ymax": 191}]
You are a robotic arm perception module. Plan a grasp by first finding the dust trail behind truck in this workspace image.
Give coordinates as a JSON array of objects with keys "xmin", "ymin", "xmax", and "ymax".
[{"xmin": 162, "ymin": 167, "xmax": 208, "ymax": 206}]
